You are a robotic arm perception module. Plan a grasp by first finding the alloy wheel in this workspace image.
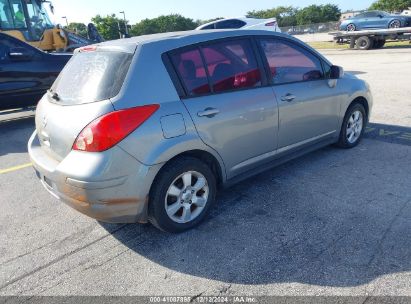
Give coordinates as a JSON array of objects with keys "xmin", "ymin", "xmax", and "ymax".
[
  {"xmin": 165, "ymin": 171, "xmax": 209, "ymax": 224},
  {"xmin": 346, "ymin": 110, "xmax": 364, "ymax": 144},
  {"xmin": 347, "ymin": 24, "xmax": 356, "ymax": 31},
  {"xmin": 389, "ymin": 20, "xmax": 401, "ymax": 28}
]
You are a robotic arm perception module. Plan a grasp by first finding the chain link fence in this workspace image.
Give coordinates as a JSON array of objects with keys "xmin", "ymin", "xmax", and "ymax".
[{"xmin": 281, "ymin": 21, "xmax": 340, "ymax": 35}]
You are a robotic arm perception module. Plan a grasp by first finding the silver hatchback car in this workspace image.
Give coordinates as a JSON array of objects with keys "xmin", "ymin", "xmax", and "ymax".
[{"xmin": 29, "ymin": 30, "xmax": 373, "ymax": 233}]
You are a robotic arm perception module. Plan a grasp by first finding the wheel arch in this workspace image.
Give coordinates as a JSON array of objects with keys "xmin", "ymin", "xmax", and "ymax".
[
  {"xmin": 149, "ymin": 149, "xmax": 226, "ymax": 199},
  {"xmin": 349, "ymin": 96, "xmax": 370, "ymax": 119},
  {"xmin": 338, "ymin": 94, "xmax": 371, "ymax": 136}
]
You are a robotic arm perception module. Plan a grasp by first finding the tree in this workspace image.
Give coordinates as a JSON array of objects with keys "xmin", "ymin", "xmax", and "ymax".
[
  {"xmin": 248, "ymin": 6, "xmax": 298, "ymax": 27},
  {"xmin": 91, "ymin": 14, "xmax": 125, "ymax": 40},
  {"xmin": 65, "ymin": 22, "xmax": 87, "ymax": 38},
  {"xmin": 130, "ymin": 14, "xmax": 198, "ymax": 36},
  {"xmin": 248, "ymin": 4, "xmax": 340, "ymax": 27},
  {"xmin": 320, "ymin": 4, "xmax": 342, "ymax": 22},
  {"xmin": 295, "ymin": 4, "xmax": 341, "ymax": 25},
  {"xmin": 369, "ymin": 0, "xmax": 411, "ymax": 11}
]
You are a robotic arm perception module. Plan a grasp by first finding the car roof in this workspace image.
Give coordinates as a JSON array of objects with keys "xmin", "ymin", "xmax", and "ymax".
[{"xmin": 92, "ymin": 29, "xmax": 287, "ymax": 53}]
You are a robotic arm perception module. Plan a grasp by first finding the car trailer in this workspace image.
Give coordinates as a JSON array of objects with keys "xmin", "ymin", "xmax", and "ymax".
[{"xmin": 330, "ymin": 27, "xmax": 411, "ymax": 50}]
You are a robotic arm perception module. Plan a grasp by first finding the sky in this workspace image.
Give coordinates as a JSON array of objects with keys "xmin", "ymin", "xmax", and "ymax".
[{"xmin": 47, "ymin": 0, "xmax": 375, "ymax": 25}]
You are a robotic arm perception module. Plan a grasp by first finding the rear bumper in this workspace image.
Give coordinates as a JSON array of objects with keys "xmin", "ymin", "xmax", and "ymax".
[{"xmin": 28, "ymin": 131, "xmax": 162, "ymax": 223}]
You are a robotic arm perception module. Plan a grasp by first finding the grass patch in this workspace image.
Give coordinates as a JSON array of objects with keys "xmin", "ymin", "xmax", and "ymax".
[{"xmin": 308, "ymin": 40, "xmax": 411, "ymax": 50}]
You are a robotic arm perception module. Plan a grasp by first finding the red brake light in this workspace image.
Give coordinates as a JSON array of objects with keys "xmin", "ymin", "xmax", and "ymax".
[
  {"xmin": 265, "ymin": 21, "xmax": 277, "ymax": 27},
  {"xmin": 73, "ymin": 105, "xmax": 160, "ymax": 152}
]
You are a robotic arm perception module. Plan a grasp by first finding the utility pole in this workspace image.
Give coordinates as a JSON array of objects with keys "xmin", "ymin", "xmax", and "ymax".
[
  {"xmin": 119, "ymin": 11, "xmax": 128, "ymax": 36},
  {"xmin": 62, "ymin": 16, "xmax": 68, "ymax": 27},
  {"xmin": 117, "ymin": 21, "xmax": 122, "ymax": 39}
]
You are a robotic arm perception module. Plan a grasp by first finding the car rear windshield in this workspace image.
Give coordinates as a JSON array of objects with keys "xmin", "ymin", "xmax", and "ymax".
[{"xmin": 51, "ymin": 51, "xmax": 133, "ymax": 105}]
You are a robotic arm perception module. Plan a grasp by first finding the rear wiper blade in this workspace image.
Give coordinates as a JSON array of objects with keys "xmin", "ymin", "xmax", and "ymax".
[{"xmin": 48, "ymin": 89, "xmax": 60, "ymax": 101}]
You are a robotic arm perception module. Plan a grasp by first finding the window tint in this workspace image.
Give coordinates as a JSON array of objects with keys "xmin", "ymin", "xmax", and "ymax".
[
  {"xmin": 0, "ymin": 0, "xmax": 13, "ymax": 29},
  {"xmin": 200, "ymin": 23, "xmax": 215, "ymax": 30},
  {"xmin": 215, "ymin": 19, "xmax": 247, "ymax": 29},
  {"xmin": 259, "ymin": 39, "xmax": 324, "ymax": 84},
  {"xmin": 201, "ymin": 39, "xmax": 261, "ymax": 93},
  {"xmin": 363, "ymin": 12, "xmax": 376, "ymax": 18},
  {"xmin": 52, "ymin": 51, "xmax": 133, "ymax": 105},
  {"xmin": 170, "ymin": 48, "xmax": 211, "ymax": 96},
  {"xmin": 9, "ymin": 0, "xmax": 27, "ymax": 28}
]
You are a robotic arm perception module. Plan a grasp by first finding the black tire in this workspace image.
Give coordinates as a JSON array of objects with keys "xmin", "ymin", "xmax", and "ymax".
[
  {"xmin": 148, "ymin": 157, "xmax": 217, "ymax": 233},
  {"xmin": 373, "ymin": 39, "xmax": 386, "ymax": 49},
  {"xmin": 337, "ymin": 103, "xmax": 367, "ymax": 149},
  {"xmin": 356, "ymin": 36, "xmax": 373, "ymax": 50}
]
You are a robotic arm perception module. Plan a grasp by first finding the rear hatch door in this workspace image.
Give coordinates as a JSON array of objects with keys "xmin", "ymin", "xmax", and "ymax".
[{"xmin": 35, "ymin": 48, "xmax": 134, "ymax": 160}]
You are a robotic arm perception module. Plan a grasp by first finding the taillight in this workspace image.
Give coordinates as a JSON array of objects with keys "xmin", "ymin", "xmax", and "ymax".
[
  {"xmin": 79, "ymin": 45, "xmax": 97, "ymax": 52},
  {"xmin": 73, "ymin": 104, "xmax": 160, "ymax": 152},
  {"xmin": 265, "ymin": 21, "xmax": 277, "ymax": 27}
]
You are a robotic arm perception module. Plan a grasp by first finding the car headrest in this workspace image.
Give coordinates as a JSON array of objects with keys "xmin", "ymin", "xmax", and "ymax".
[
  {"xmin": 212, "ymin": 63, "xmax": 234, "ymax": 81},
  {"xmin": 180, "ymin": 60, "xmax": 196, "ymax": 79}
]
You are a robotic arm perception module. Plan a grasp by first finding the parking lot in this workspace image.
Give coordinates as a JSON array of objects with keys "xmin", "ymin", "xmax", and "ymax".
[{"xmin": 0, "ymin": 48, "xmax": 410, "ymax": 297}]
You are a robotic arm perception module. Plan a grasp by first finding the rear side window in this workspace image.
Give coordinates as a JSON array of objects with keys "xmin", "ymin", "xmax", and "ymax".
[
  {"xmin": 202, "ymin": 39, "xmax": 261, "ymax": 93},
  {"xmin": 215, "ymin": 19, "xmax": 247, "ymax": 29},
  {"xmin": 170, "ymin": 48, "xmax": 211, "ymax": 96},
  {"xmin": 259, "ymin": 39, "xmax": 324, "ymax": 84},
  {"xmin": 200, "ymin": 23, "xmax": 215, "ymax": 30},
  {"xmin": 170, "ymin": 39, "xmax": 261, "ymax": 97},
  {"xmin": 52, "ymin": 51, "xmax": 133, "ymax": 105}
]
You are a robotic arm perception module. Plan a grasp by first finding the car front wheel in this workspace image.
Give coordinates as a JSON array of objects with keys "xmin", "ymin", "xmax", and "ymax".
[
  {"xmin": 346, "ymin": 23, "xmax": 356, "ymax": 31},
  {"xmin": 337, "ymin": 103, "xmax": 367, "ymax": 148},
  {"xmin": 148, "ymin": 157, "xmax": 217, "ymax": 233}
]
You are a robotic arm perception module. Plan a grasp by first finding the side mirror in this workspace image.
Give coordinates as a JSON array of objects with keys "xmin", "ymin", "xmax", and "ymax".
[
  {"xmin": 9, "ymin": 47, "xmax": 33, "ymax": 61},
  {"xmin": 378, "ymin": 14, "xmax": 383, "ymax": 18},
  {"xmin": 330, "ymin": 65, "xmax": 344, "ymax": 79}
]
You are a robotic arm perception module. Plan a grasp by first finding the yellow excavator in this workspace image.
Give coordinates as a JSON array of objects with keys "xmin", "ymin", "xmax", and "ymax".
[{"xmin": 0, "ymin": 0, "xmax": 103, "ymax": 52}]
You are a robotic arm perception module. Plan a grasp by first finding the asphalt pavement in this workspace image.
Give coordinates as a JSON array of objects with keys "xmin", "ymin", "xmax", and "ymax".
[{"xmin": 0, "ymin": 48, "xmax": 410, "ymax": 297}]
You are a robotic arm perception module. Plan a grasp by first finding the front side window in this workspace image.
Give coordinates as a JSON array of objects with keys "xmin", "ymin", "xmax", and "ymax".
[
  {"xmin": 170, "ymin": 48, "xmax": 211, "ymax": 97},
  {"xmin": 201, "ymin": 39, "xmax": 261, "ymax": 93},
  {"xmin": 0, "ymin": 0, "xmax": 13, "ymax": 29},
  {"xmin": 10, "ymin": 0, "xmax": 27, "ymax": 28},
  {"xmin": 0, "ymin": 0, "xmax": 27, "ymax": 29},
  {"xmin": 26, "ymin": 0, "xmax": 54, "ymax": 39},
  {"xmin": 363, "ymin": 12, "xmax": 376, "ymax": 18},
  {"xmin": 259, "ymin": 38, "xmax": 324, "ymax": 85}
]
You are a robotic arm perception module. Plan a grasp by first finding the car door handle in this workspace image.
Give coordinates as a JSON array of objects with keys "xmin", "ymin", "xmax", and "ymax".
[
  {"xmin": 197, "ymin": 108, "xmax": 220, "ymax": 118},
  {"xmin": 281, "ymin": 94, "xmax": 296, "ymax": 102}
]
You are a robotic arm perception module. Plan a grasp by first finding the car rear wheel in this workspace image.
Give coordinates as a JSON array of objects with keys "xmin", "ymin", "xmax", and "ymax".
[
  {"xmin": 389, "ymin": 19, "xmax": 401, "ymax": 28},
  {"xmin": 148, "ymin": 157, "xmax": 217, "ymax": 233},
  {"xmin": 373, "ymin": 39, "xmax": 386, "ymax": 49},
  {"xmin": 356, "ymin": 36, "xmax": 373, "ymax": 50},
  {"xmin": 346, "ymin": 23, "xmax": 356, "ymax": 31},
  {"xmin": 337, "ymin": 103, "xmax": 367, "ymax": 149}
]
